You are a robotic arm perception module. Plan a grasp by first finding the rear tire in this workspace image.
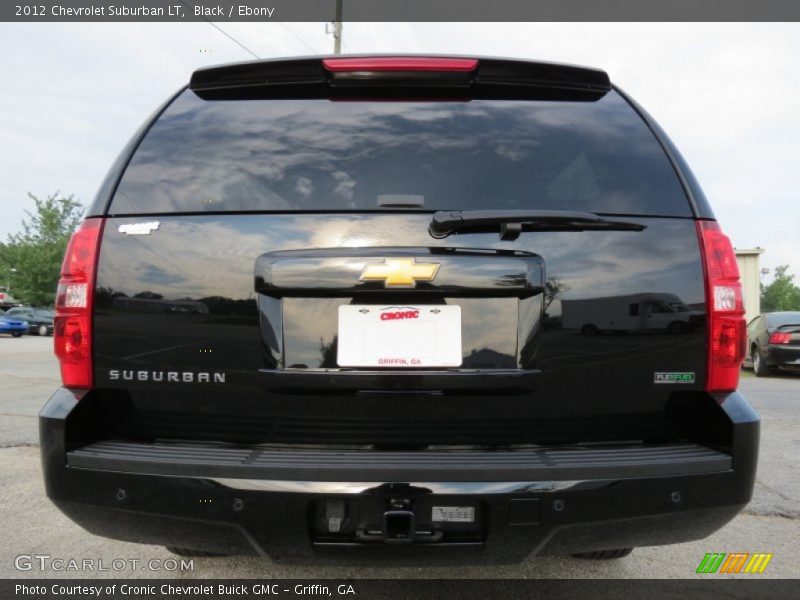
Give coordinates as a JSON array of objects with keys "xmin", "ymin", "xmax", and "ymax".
[
  {"xmin": 753, "ymin": 348, "xmax": 770, "ymax": 377},
  {"xmin": 580, "ymin": 324, "xmax": 599, "ymax": 336},
  {"xmin": 667, "ymin": 321, "xmax": 686, "ymax": 334},
  {"xmin": 572, "ymin": 548, "xmax": 633, "ymax": 560},
  {"xmin": 11, "ymin": 332, "xmax": 23, "ymax": 338},
  {"xmin": 165, "ymin": 546, "xmax": 231, "ymax": 557}
]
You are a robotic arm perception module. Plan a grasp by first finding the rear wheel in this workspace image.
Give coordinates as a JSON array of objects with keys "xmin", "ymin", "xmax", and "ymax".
[
  {"xmin": 753, "ymin": 347, "xmax": 770, "ymax": 377},
  {"xmin": 165, "ymin": 546, "xmax": 231, "ymax": 557},
  {"xmin": 12, "ymin": 332, "xmax": 23, "ymax": 338},
  {"xmin": 580, "ymin": 324, "xmax": 599, "ymax": 336},
  {"xmin": 667, "ymin": 321, "xmax": 686, "ymax": 334},
  {"xmin": 572, "ymin": 548, "xmax": 634, "ymax": 560}
]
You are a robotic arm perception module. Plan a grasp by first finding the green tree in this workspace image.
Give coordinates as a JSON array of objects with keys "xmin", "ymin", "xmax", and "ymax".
[
  {"xmin": 0, "ymin": 193, "xmax": 84, "ymax": 306},
  {"xmin": 544, "ymin": 275, "xmax": 571, "ymax": 313},
  {"xmin": 761, "ymin": 265, "xmax": 800, "ymax": 312}
]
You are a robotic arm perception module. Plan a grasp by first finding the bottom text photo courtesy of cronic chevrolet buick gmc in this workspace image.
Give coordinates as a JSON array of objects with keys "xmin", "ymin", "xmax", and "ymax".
[{"xmin": 40, "ymin": 56, "xmax": 758, "ymax": 562}]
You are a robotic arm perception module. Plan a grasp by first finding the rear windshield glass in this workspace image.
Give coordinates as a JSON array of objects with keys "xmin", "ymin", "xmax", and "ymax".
[
  {"xmin": 110, "ymin": 90, "xmax": 691, "ymax": 216},
  {"xmin": 766, "ymin": 313, "xmax": 800, "ymax": 328}
]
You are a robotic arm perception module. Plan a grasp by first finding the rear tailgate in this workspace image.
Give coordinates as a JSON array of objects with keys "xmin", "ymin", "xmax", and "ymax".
[
  {"xmin": 90, "ymin": 57, "xmax": 708, "ymax": 448},
  {"xmin": 93, "ymin": 212, "xmax": 706, "ymax": 447}
]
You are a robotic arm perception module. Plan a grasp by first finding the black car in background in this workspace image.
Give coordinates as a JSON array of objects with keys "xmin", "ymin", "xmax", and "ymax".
[
  {"xmin": 40, "ymin": 55, "xmax": 758, "ymax": 562},
  {"xmin": 5, "ymin": 306, "xmax": 54, "ymax": 336},
  {"xmin": 746, "ymin": 312, "xmax": 800, "ymax": 376}
]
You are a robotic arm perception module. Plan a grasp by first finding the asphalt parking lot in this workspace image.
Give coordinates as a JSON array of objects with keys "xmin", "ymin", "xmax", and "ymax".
[{"xmin": 1, "ymin": 335, "xmax": 798, "ymax": 579}]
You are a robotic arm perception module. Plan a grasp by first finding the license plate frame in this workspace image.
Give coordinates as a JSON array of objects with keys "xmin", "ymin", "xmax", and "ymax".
[{"xmin": 337, "ymin": 305, "xmax": 462, "ymax": 368}]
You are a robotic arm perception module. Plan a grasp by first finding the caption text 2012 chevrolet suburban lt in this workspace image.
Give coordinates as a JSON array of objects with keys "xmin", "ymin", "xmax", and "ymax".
[{"xmin": 40, "ymin": 56, "xmax": 758, "ymax": 562}]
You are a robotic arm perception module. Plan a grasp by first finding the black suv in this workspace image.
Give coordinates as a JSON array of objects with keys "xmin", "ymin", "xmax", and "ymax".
[{"xmin": 41, "ymin": 56, "xmax": 758, "ymax": 561}]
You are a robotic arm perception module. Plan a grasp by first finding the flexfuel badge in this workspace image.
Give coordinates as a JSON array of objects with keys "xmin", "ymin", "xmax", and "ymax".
[{"xmin": 654, "ymin": 372, "xmax": 696, "ymax": 384}]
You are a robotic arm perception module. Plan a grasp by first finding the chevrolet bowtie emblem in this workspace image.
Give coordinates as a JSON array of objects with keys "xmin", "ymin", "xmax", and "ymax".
[{"xmin": 359, "ymin": 258, "xmax": 441, "ymax": 288}]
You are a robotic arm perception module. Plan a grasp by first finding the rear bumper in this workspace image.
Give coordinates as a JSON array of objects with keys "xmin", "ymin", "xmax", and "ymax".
[
  {"xmin": 765, "ymin": 344, "xmax": 800, "ymax": 367},
  {"xmin": 40, "ymin": 388, "xmax": 759, "ymax": 562}
]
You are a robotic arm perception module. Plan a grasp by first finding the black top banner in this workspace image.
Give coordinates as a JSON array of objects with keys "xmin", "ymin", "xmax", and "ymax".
[{"xmin": 4, "ymin": 0, "xmax": 800, "ymax": 22}]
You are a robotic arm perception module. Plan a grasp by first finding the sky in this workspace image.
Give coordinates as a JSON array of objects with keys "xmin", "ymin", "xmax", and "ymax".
[{"xmin": 0, "ymin": 22, "xmax": 798, "ymax": 280}]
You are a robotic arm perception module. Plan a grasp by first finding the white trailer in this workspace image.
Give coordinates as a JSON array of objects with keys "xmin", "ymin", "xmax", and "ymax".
[{"xmin": 561, "ymin": 292, "xmax": 704, "ymax": 334}]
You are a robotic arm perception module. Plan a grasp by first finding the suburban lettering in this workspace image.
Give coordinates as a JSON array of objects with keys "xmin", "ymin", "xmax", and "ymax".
[{"xmin": 106, "ymin": 370, "xmax": 226, "ymax": 384}]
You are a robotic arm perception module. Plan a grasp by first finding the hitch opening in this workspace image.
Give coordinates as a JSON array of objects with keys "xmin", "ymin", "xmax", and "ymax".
[{"xmin": 384, "ymin": 510, "xmax": 415, "ymax": 544}]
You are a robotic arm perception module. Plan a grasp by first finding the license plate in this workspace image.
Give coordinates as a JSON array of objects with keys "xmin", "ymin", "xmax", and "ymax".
[
  {"xmin": 432, "ymin": 506, "xmax": 475, "ymax": 523},
  {"xmin": 337, "ymin": 305, "xmax": 462, "ymax": 368}
]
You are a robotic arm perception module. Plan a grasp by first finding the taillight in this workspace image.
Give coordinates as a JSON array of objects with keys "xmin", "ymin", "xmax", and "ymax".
[
  {"xmin": 769, "ymin": 332, "xmax": 791, "ymax": 344},
  {"xmin": 696, "ymin": 220, "xmax": 746, "ymax": 392},
  {"xmin": 322, "ymin": 57, "xmax": 478, "ymax": 86},
  {"xmin": 322, "ymin": 57, "xmax": 479, "ymax": 73},
  {"xmin": 54, "ymin": 218, "xmax": 104, "ymax": 390}
]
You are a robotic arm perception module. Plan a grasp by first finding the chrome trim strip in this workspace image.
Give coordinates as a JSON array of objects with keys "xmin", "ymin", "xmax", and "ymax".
[{"xmin": 211, "ymin": 478, "xmax": 607, "ymax": 494}]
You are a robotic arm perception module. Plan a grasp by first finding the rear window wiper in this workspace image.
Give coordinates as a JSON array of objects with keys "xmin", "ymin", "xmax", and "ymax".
[{"xmin": 429, "ymin": 210, "xmax": 647, "ymax": 241}]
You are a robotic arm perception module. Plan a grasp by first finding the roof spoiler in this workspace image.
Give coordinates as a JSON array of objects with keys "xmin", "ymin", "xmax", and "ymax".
[{"xmin": 189, "ymin": 55, "xmax": 611, "ymax": 101}]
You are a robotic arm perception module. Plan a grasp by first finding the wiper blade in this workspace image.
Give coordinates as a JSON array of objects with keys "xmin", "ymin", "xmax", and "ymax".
[{"xmin": 429, "ymin": 210, "xmax": 646, "ymax": 241}]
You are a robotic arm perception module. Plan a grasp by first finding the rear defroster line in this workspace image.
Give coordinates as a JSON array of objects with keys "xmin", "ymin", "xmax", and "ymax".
[
  {"xmin": 121, "ymin": 343, "xmax": 195, "ymax": 361},
  {"xmin": 537, "ymin": 337, "xmax": 701, "ymax": 368}
]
